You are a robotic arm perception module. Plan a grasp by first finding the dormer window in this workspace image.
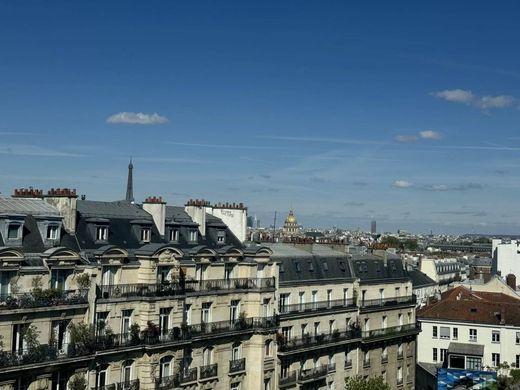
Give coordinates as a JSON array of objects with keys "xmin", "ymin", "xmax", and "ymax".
[
  {"xmin": 7, "ymin": 223, "xmax": 20, "ymax": 240},
  {"xmin": 96, "ymin": 226, "xmax": 108, "ymax": 241},
  {"xmin": 141, "ymin": 228, "xmax": 151, "ymax": 243},
  {"xmin": 169, "ymin": 229, "xmax": 179, "ymax": 242},
  {"xmin": 217, "ymin": 230, "xmax": 225, "ymax": 244},
  {"xmin": 189, "ymin": 229, "xmax": 198, "ymax": 242},
  {"xmin": 47, "ymin": 225, "xmax": 59, "ymax": 240}
]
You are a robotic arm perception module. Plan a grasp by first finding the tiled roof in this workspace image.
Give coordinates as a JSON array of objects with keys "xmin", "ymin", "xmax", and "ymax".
[{"xmin": 418, "ymin": 286, "xmax": 520, "ymax": 326}]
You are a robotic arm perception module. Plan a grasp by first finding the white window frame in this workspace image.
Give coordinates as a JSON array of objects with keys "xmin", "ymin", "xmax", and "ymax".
[
  {"xmin": 96, "ymin": 226, "xmax": 108, "ymax": 241},
  {"xmin": 47, "ymin": 225, "xmax": 59, "ymax": 240},
  {"xmin": 141, "ymin": 228, "xmax": 151, "ymax": 242}
]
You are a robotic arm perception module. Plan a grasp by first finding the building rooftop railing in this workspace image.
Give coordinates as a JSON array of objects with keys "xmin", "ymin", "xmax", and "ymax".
[
  {"xmin": 279, "ymin": 298, "xmax": 356, "ymax": 316},
  {"xmin": 359, "ymin": 295, "xmax": 416, "ymax": 311},
  {"xmin": 0, "ymin": 289, "xmax": 88, "ymax": 310}
]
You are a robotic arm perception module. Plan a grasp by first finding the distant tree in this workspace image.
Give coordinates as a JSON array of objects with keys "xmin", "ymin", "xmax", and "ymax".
[
  {"xmin": 403, "ymin": 239, "xmax": 418, "ymax": 251},
  {"xmin": 345, "ymin": 375, "xmax": 390, "ymax": 390},
  {"xmin": 380, "ymin": 236, "xmax": 400, "ymax": 249}
]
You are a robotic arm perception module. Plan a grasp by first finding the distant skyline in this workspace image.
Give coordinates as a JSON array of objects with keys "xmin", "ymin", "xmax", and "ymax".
[{"xmin": 2, "ymin": 1, "xmax": 520, "ymax": 234}]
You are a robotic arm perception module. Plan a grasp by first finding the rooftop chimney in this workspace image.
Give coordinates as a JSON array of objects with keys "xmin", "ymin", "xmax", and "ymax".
[
  {"xmin": 506, "ymin": 273, "xmax": 517, "ymax": 290},
  {"xmin": 143, "ymin": 196, "xmax": 166, "ymax": 236},
  {"xmin": 12, "ymin": 187, "xmax": 44, "ymax": 199},
  {"xmin": 43, "ymin": 188, "xmax": 78, "ymax": 233}
]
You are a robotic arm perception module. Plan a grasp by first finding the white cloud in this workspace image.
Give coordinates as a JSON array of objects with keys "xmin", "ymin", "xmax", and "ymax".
[
  {"xmin": 392, "ymin": 180, "xmax": 414, "ymax": 188},
  {"xmin": 106, "ymin": 112, "xmax": 168, "ymax": 125},
  {"xmin": 432, "ymin": 89, "xmax": 517, "ymax": 110},
  {"xmin": 432, "ymin": 89, "xmax": 474, "ymax": 103},
  {"xmin": 419, "ymin": 130, "xmax": 444, "ymax": 140}
]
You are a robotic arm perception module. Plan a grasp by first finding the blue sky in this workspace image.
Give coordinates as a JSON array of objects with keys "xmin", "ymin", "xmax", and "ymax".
[{"xmin": 2, "ymin": 1, "xmax": 520, "ymax": 234}]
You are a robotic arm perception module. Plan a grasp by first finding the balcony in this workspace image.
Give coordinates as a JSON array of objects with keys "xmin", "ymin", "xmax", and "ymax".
[
  {"xmin": 200, "ymin": 363, "xmax": 218, "ymax": 380},
  {"xmin": 92, "ymin": 379, "xmax": 140, "ymax": 390},
  {"xmin": 97, "ymin": 282, "xmax": 190, "ymax": 300},
  {"xmin": 179, "ymin": 368, "xmax": 197, "ymax": 385},
  {"xmin": 229, "ymin": 358, "xmax": 245, "ymax": 374},
  {"xmin": 279, "ymin": 371, "xmax": 297, "ymax": 387},
  {"xmin": 187, "ymin": 277, "xmax": 275, "ymax": 294},
  {"xmin": 0, "ymin": 289, "xmax": 88, "ymax": 311},
  {"xmin": 359, "ymin": 295, "xmax": 416, "ymax": 312},
  {"xmin": 155, "ymin": 374, "xmax": 178, "ymax": 390},
  {"xmin": 0, "ymin": 317, "xmax": 278, "ymax": 371},
  {"xmin": 279, "ymin": 298, "xmax": 356, "ymax": 317},
  {"xmin": 277, "ymin": 328, "xmax": 361, "ymax": 354},
  {"xmin": 362, "ymin": 323, "xmax": 420, "ymax": 343},
  {"xmin": 298, "ymin": 365, "xmax": 329, "ymax": 383}
]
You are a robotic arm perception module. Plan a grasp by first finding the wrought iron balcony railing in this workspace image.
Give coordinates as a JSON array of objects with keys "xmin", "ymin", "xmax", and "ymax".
[
  {"xmin": 178, "ymin": 368, "xmax": 197, "ymax": 384},
  {"xmin": 359, "ymin": 295, "xmax": 416, "ymax": 311},
  {"xmin": 279, "ymin": 371, "xmax": 297, "ymax": 387},
  {"xmin": 299, "ymin": 365, "xmax": 329, "ymax": 382},
  {"xmin": 0, "ymin": 317, "xmax": 278, "ymax": 370},
  {"xmin": 188, "ymin": 277, "xmax": 275, "ymax": 293},
  {"xmin": 0, "ymin": 289, "xmax": 88, "ymax": 310},
  {"xmin": 362, "ymin": 323, "xmax": 419, "ymax": 342},
  {"xmin": 277, "ymin": 328, "xmax": 361, "ymax": 353},
  {"xmin": 97, "ymin": 282, "xmax": 191, "ymax": 300},
  {"xmin": 229, "ymin": 358, "xmax": 245, "ymax": 373},
  {"xmin": 91, "ymin": 379, "xmax": 139, "ymax": 390},
  {"xmin": 200, "ymin": 363, "xmax": 218, "ymax": 380},
  {"xmin": 279, "ymin": 298, "xmax": 356, "ymax": 315}
]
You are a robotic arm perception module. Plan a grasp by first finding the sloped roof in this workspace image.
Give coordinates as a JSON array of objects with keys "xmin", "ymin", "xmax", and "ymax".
[
  {"xmin": 77, "ymin": 200, "xmax": 151, "ymax": 219},
  {"xmin": 0, "ymin": 198, "xmax": 59, "ymax": 216},
  {"xmin": 409, "ymin": 269, "xmax": 437, "ymax": 288},
  {"xmin": 418, "ymin": 285, "xmax": 520, "ymax": 326}
]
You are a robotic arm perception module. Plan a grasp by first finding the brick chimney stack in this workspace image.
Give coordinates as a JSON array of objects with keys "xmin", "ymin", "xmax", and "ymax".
[
  {"xmin": 143, "ymin": 196, "xmax": 166, "ymax": 236},
  {"xmin": 43, "ymin": 188, "xmax": 78, "ymax": 233}
]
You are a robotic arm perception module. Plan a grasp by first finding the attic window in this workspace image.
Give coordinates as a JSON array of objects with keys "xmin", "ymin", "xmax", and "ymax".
[
  {"xmin": 47, "ymin": 225, "xmax": 59, "ymax": 240},
  {"xmin": 322, "ymin": 262, "xmax": 329, "ymax": 271},
  {"xmin": 217, "ymin": 230, "xmax": 226, "ymax": 244},
  {"xmin": 308, "ymin": 262, "xmax": 314, "ymax": 272},
  {"xmin": 7, "ymin": 224, "xmax": 20, "ymax": 239},
  {"xmin": 339, "ymin": 262, "xmax": 346, "ymax": 271},
  {"xmin": 141, "ymin": 228, "xmax": 151, "ymax": 242},
  {"xmin": 295, "ymin": 262, "xmax": 301, "ymax": 272},
  {"xmin": 280, "ymin": 263, "xmax": 285, "ymax": 273},
  {"xmin": 189, "ymin": 230, "xmax": 198, "ymax": 242},
  {"xmin": 96, "ymin": 226, "xmax": 108, "ymax": 241},
  {"xmin": 169, "ymin": 229, "xmax": 179, "ymax": 242}
]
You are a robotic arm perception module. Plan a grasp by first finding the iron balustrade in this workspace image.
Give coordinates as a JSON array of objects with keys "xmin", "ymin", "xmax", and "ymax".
[
  {"xmin": 279, "ymin": 298, "xmax": 356, "ymax": 315},
  {"xmin": 91, "ymin": 379, "xmax": 139, "ymax": 390},
  {"xmin": 299, "ymin": 365, "xmax": 329, "ymax": 382},
  {"xmin": 279, "ymin": 371, "xmax": 297, "ymax": 386},
  {"xmin": 200, "ymin": 363, "xmax": 218, "ymax": 379},
  {"xmin": 178, "ymin": 368, "xmax": 197, "ymax": 384},
  {"xmin": 0, "ymin": 289, "xmax": 88, "ymax": 310},
  {"xmin": 362, "ymin": 323, "xmax": 419, "ymax": 341},
  {"xmin": 277, "ymin": 328, "xmax": 361, "ymax": 352},
  {"xmin": 359, "ymin": 295, "xmax": 416, "ymax": 311},
  {"xmin": 229, "ymin": 358, "xmax": 245, "ymax": 373},
  {"xmin": 189, "ymin": 277, "xmax": 275, "ymax": 293},
  {"xmin": 154, "ymin": 375, "xmax": 178, "ymax": 390},
  {"xmin": 0, "ymin": 317, "xmax": 278, "ymax": 370},
  {"xmin": 97, "ymin": 282, "xmax": 190, "ymax": 299}
]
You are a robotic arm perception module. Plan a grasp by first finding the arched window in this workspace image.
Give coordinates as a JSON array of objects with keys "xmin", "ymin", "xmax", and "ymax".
[
  {"xmin": 122, "ymin": 360, "xmax": 133, "ymax": 383},
  {"xmin": 96, "ymin": 364, "xmax": 109, "ymax": 388},
  {"xmin": 160, "ymin": 356, "xmax": 173, "ymax": 378}
]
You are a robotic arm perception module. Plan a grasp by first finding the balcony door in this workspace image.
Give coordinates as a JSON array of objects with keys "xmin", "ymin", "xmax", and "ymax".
[
  {"xmin": 160, "ymin": 356, "xmax": 172, "ymax": 379},
  {"xmin": 230, "ymin": 300, "xmax": 240, "ymax": 323},
  {"xmin": 102, "ymin": 266, "xmax": 117, "ymax": 286},
  {"xmin": 121, "ymin": 310, "xmax": 132, "ymax": 340}
]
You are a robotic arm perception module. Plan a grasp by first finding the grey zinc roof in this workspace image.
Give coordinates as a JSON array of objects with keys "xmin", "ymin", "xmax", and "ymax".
[
  {"xmin": 165, "ymin": 206, "xmax": 195, "ymax": 224},
  {"xmin": 409, "ymin": 269, "xmax": 437, "ymax": 288},
  {"xmin": 77, "ymin": 200, "xmax": 152, "ymax": 219},
  {"xmin": 262, "ymin": 243, "xmax": 314, "ymax": 259},
  {"xmin": 0, "ymin": 197, "xmax": 60, "ymax": 216},
  {"xmin": 447, "ymin": 342, "xmax": 484, "ymax": 356}
]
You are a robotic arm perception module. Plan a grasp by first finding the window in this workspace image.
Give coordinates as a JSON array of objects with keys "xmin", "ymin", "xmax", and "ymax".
[
  {"xmin": 492, "ymin": 353, "xmax": 500, "ymax": 367},
  {"xmin": 121, "ymin": 310, "xmax": 132, "ymax": 338},
  {"xmin": 469, "ymin": 328, "xmax": 477, "ymax": 342},
  {"xmin": 298, "ymin": 291, "xmax": 305, "ymax": 309},
  {"xmin": 295, "ymin": 262, "xmax": 301, "ymax": 272},
  {"xmin": 433, "ymin": 326, "xmax": 438, "ymax": 338},
  {"xmin": 282, "ymin": 326, "xmax": 292, "ymax": 340},
  {"xmin": 395, "ymin": 287, "xmax": 401, "ymax": 297},
  {"xmin": 440, "ymin": 349, "xmax": 447, "ymax": 362},
  {"xmin": 440, "ymin": 326, "xmax": 450, "ymax": 339},
  {"xmin": 492, "ymin": 330, "xmax": 500, "ymax": 343},
  {"xmin": 231, "ymin": 383, "xmax": 240, "ymax": 390},
  {"xmin": 169, "ymin": 229, "xmax": 179, "ymax": 242},
  {"xmin": 308, "ymin": 262, "xmax": 314, "ymax": 272},
  {"xmin": 516, "ymin": 332, "xmax": 520, "ymax": 344},
  {"xmin": 141, "ymin": 228, "xmax": 151, "ymax": 242},
  {"xmin": 343, "ymin": 288, "xmax": 349, "ymax": 303},
  {"xmin": 279, "ymin": 294, "xmax": 290, "ymax": 313},
  {"xmin": 203, "ymin": 347, "xmax": 213, "ymax": 365},
  {"xmin": 7, "ymin": 224, "xmax": 20, "ymax": 239},
  {"xmin": 312, "ymin": 290, "xmax": 317, "ymax": 308},
  {"xmin": 301, "ymin": 323, "xmax": 307, "ymax": 337},
  {"xmin": 184, "ymin": 304, "xmax": 192, "ymax": 325},
  {"xmin": 399, "ymin": 313, "xmax": 403, "ymax": 326},
  {"xmin": 453, "ymin": 327, "xmax": 458, "ymax": 340},
  {"xmin": 96, "ymin": 226, "xmax": 108, "ymax": 241},
  {"xmin": 231, "ymin": 342, "xmax": 241, "ymax": 360},
  {"xmin": 160, "ymin": 356, "xmax": 173, "ymax": 379},
  {"xmin": 433, "ymin": 348, "xmax": 438, "ymax": 362},
  {"xmin": 160, "ymin": 308, "xmax": 171, "ymax": 335},
  {"xmin": 327, "ymin": 289, "xmax": 332, "ymax": 305},
  {"xmin": 382, "ymin": 316, "xmax": 387, "ymax": 329},
  {"xmin": 323, "ymin": 262, "xmax": 329, "ymax": 271},
  {"xmin": 217, "ymin": 230, "xmax": 225, "ymax": 244},
  {"xmin": 467, "ymin": 357, "xmax": 482, "ymax": 371},
  {"xmin": 201, "ymin": 302, "xmax": 211, "ymax": 323},
  {"xmin": 262, "ymin": 298, "xmax": 270, "ymax": 317},
  {"xmin": 264, "ymin": 340, "xmax": 272, "ymax": 357},
  {"xmin": 313, "ymin": 322, "xmax": 320, "ymax": 336},
  {"xmin": 516, "ymin": 355, "xmax": 520, "ymax": 369},
  {"xmin": 339, "ymin": 262, "xmax": 346, "ymax": 271},
  {"xmin": 96, "ymin": 312, "xmax": 109, "ymax": 336},
  {"xmin": 47, "ymin": 225, "xmax": 59, "ymax": 240},
  {"xmin": 189, "ymin": 230, "xmax": 198, "ymax": 242},
  {"xmin": 122, "ymin": 360, "xmax": 133, "ymax": 383},
  {"xmin": 397, "ymin": 366, "xmax": 402, "ymax": 381},
  {"xmin": 264, "ymin": 379, "xmax": 271, "ymax": 390},
  {"xmin": 52, "ymin": 320, "xmax": 69, "ymax": 351},
  {"xmin": 364, "ymin": 351, "xmax": 370, "ymax": 366},
  {"xmin": 230, "ymin": 300, "xmax": 240, "ymax": 322}
]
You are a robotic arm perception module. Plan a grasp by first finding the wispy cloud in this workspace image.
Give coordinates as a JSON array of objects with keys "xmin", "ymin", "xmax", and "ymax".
[
  {"xmin": 107, "ymin": 112, "xmax": 168, "ymax": 125},
  {"xmin": 0, "ymin": 144, "xmax": 82, "ymax": 157},
  {"xmin": 392, "ymin": 180, "xmax": 414, "ymax": 188},
  {"xmin": 432, "ymin": 89, "xmax": 516, "ymax": 110},
  {"xmin": 395, "ymin": 130, "xmax": 444, "ymax": 143}
]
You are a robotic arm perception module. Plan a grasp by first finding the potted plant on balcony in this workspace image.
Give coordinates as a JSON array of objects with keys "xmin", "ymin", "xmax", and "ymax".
[
  {"xmin": 142, "ymin": 321, "xmax": 160, "ymax": 343},
  {"xmin": 276, "ymin": 332, "xmax": 286, "ymax": 346},
  {"xmin": 75, "ymin": 273, "xmax": 91, "ymax": 289},
  {"xmin": 69, "ymin": 374, "xmax": 87, "ymax": 390},
  {"xmin": 130, "ymin": 323, "xmax": 141, "ymax": 344},
  {"xmin": 68, "ymin": 322, "xmax": 96, "ymax": 355},
  {"xmin": 236, "ymin": 311, "xmax": 248, "ymax": 330}
]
